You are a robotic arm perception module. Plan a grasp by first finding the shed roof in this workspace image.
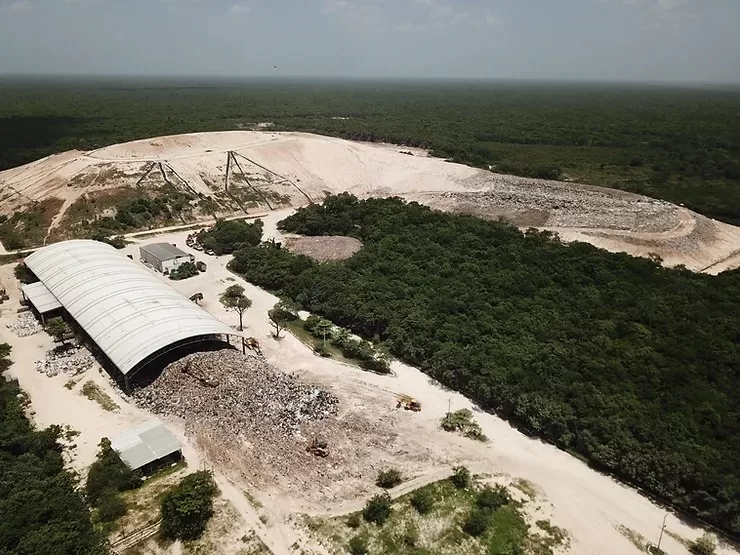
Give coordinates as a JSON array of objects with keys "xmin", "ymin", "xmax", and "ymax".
[
  {"xmin": 24, "ymin": 240, "xmax": 236, "ymax": 376},
  {"xmin": 140, "ymin": 243, "xmax": 189, "ymax": 261},
  {"xmin": 110, "ymin": 419, "xmax": 181, "ymax": 470},
  {"xmin": 21, "ymin": 281, "xmax": 62, "ymax": 313}
]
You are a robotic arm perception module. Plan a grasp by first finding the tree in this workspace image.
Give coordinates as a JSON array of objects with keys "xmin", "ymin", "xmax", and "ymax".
[
  {"xmin": 199, "ymin": 219, "xmax": 264, "ymax": 255},
  {"xmin": 476, "ymin": 486, "xmax": 510, "ymax": 511},
  {"xmin": 169, "ymin": 261, "xmax": 199, "ymax": 281},
  {"xmin": 160, "ymin": 471, "xmax": 218, "ymax": 541},
  {"xmin": 220, "ymin": 285, "xmax": 252, "ymax": 331},
  {"xmin": 362, "ymin": 493, "xmax": 392, "ymax": 525},
  {"xmin": 44, "ymin": 317, "xmax": 71, "ymax": 343},
  {"xmin": 268, "ymin": 300, "xmax": 298, "ymax": 339},
  {"xmin": 86, "ymin": 438, "xmax": 141, "ymax": 507},
  {"xmin": 14, "ymin": 264, "xmax": 38, "ymax": 284},
  {"xmin": 450, "ymin": 466, "xmax": 471, "ymax": 490}
]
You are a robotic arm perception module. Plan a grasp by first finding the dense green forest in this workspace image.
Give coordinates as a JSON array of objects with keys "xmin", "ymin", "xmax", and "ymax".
[
  {"xmin": 229, "ymin": 195, "xmax": 740, "ymax": 536},
  {"xmin": 1, "ymin": 78, "xmax": 739, "ymax": 224},
  {"xmin": 0, "ymin": 344, "xmax": 108, "ymax": 555}
]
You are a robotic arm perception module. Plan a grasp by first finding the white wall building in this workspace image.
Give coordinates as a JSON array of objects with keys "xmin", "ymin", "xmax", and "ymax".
[{"xmin": 139, "ymin": 243, "xmax": 193, "ymax": 274}]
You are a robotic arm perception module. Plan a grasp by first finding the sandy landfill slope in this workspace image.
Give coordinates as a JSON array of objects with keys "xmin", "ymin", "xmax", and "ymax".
[{"xmin": 1, "ymin": 130, "xmax": 740, "ymax": 272}]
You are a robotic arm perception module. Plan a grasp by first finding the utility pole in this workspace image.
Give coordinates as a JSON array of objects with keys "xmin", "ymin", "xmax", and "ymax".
[
  {"xmin": 447, "ymin": 397, "xmax": 452, "ymax": 416},
  {"xmin": 657, "ymin": 513, "xmax": 669, "ymax": 551}
]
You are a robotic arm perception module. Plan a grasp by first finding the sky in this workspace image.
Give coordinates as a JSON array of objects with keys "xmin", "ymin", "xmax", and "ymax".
[{"xmin": 0, "ymin": 0, "xmax": 738, "ymax": 83}]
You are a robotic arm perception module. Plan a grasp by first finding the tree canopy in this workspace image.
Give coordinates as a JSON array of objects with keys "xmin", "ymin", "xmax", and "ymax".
[
  {"xmin": 230, "ymin": 195, "xmax": 740, "ymax": 535},
  {"xmin": 0, "ymin": 344, "xmax": 108, "ymax": 555},
  {"xmin": 160, "ymin": 471, "xmax": 218, "ymax": 541},
  {"xmin": 197, "ymin": 219, "xmax": 264, "ymax": 255}
]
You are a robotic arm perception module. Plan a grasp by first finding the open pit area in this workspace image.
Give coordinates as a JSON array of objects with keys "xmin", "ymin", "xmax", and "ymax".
[
  {"xmin": 285, "ymin": 235, "xmax": 363, "ymax": 262},
  {"xmin": 1, "ymin": 131, "xmax": 739, "ymax": 272}
]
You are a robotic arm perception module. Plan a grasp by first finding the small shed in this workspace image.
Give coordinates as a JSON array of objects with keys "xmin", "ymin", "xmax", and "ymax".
[
  {"xmin": 110, "ymin": 419, "xmax": 182, "ymax": 473},
  {"xmin": 139, "ymin": 243, "xmax": 193, "ymax": 274},
  {"xmin": 21, "ymin": 281, "xmax": 63, "ymax": 322}
]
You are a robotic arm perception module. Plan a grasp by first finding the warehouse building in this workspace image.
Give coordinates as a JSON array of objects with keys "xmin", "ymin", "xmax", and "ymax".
[
  {"xmin": 110, "ymin": 419, "xmax": 182, "ymax": 473},
  {"xmin": 139, "ymin": 243, "xmax": 193, "ymax": 274},
  {"xmin": 23, "ymin": 240, "xmax": 244, "ymax": 389}
]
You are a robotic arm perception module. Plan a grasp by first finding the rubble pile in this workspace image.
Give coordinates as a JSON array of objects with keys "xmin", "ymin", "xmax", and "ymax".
[
  {"xmin": 35, "ymin": 345, "xmax": 95, "ymax": 377},
  {"xmin": 134, "ymin": 350, "xmax": 339, "ymax": 439},
  {"xmin": 7, "ymin": 312, "xmax": 43, "ymax": 337}
]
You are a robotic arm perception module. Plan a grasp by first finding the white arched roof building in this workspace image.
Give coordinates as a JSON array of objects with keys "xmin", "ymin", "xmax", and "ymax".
[{"xmin": 25, "ymin": 240, "xmax": 236, "ymax": 383}]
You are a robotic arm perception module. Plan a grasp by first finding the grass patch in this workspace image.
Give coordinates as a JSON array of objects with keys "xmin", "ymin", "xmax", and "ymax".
[
  {"xmin": 81, "ymin": 381, "xmax": 120, "ymax": 412},
  {"xmin": 617, "ymin": 525, "xmax": 647, "ymax": 551},
  {"xmin": 0, "ymin": 198, "xmax": 64, "ymax": 249},
  {"xmin": 285, "ymin": 319, "xmax": 359, "ymax": 367},
  {"xmin": 512, "ymin": 479, "xmax": 538, "ymax": 500},
  {"xmin": 303, "ymin": 476, "xmax": 568, "ymax": 555}
]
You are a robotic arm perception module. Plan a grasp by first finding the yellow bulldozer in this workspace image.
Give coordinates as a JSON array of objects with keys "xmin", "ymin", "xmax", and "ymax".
[{"xmin": 397, "ymin": 394, "xmax": 422, "ymax": 412}]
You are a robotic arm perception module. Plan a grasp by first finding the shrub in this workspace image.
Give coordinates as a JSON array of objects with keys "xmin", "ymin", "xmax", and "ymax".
[
  {"xmin": 169, "ymin": 261, "xmax": 199, "ymax": 281},
  {"xmin": 450, "ymin": 466, "xmax": 471, "ymax": 490},
  {"xmin": 689, "ymin": 533, "xmax": 717, "ymax": 555},
  {"xmin": 14, "ymin": 264, "xmax": 38, "ymax": 284},
  {"xmin": 476, "ymin": 486, "xmax": 510, "ymax": 511},
  {"xmin": 463, "ymin": 508, "xmax": 492, "ymax": 537},
  {"xmin": 313, "ymin": 341, "xmax": 331, "ymax": 357},
  {"xmin": 346, "ymin": 512, "xmax": 361, "ymax": 529},
  {"xmin": 160, "ymin": 471, "xmax": 218, "ymax": 541},
  {"xmin": 362, "ymin": 493, "xmax": 392, "ymax": 525},
  {"xmin": 348, "ymin": 535, "xmax": 369, "ymax": 555},
  {"xmin": 360, "ymin": 356, "xmax": 391, "ymax": 374},
  {"xmin": 96, "ymin": 491, "xmax": 127, "ymax": 523},
  {"xmin": 410, "ymin": 489, "xmax": 435, "ymax": 515},
  {"xmin": 376, "ymin": 468, "xmax": 403, "ymax": 489},
  {"xmin": 86, "ymin": 438, "xmax": 141, "ymax": 506}
]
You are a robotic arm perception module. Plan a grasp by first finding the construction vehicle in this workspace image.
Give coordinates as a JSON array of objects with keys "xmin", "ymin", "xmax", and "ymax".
[
  {"xmin": 189, "ymin": 293, "xmax": 204, "ymax": 304},
  {"xmin": 397, "ymin": 394, "xmax": 422, "ymax": 412},
  {"xmin": 196, "ymin": 261, "xmax": 207, "ymax": 272},
  {"xmin": 307, "ymin": 437, "xmax": 329, "ymax": 458}
]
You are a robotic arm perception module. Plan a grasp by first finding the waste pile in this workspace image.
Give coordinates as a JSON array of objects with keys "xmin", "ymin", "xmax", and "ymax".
[
  {"xmin": 35, "ymin": 344, "xmax": 95, "ymax": 377},
  {"xmin": 7, "ymin": 312, "xmax": 43, "ymax": 337},
  {"xmin": 134, "ymin": 350, "xmax": 339, "ymax": 439}
]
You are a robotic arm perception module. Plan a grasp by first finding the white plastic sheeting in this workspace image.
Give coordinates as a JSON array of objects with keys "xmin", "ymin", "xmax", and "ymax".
[{"xmin": 25, "ymin": 240, "xmax": 235, "ymax": 376}]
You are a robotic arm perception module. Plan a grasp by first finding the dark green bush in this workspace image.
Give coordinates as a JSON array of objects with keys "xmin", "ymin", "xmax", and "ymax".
[
  {"xmin": 96, "ymin": 491, "xmax": 128, "ymax": 523},
  {"xmin": 362, "ymin": 493, "xmax": 392, "ymax": 525},
  {"xmin": 450, "ymin": 466, "xmax": 471, "ymax": 490},
  {"xmin": 463, "ymin": 508, "xmax": 492, "ymax": 537},
  {"xmin": 376, "ymin": 468, "xmax": 403, "ymax": 489},
  {"xmin": 86, "ymin": 438, "xmax": 141, "ymax": 507},
  {"xmin": 348, "ymin": 535, "xmax": 369, "ymax": 555},
  {"xmin": 346, "ymin": 513, "xmax": 361, "ymax": 529},
  {"xmin": 160, "ymin": 471, "xmax": 218, "ymax": 541},
  {"xmin": 476, "ymin": 486, "xmax": 510, "ymax": 511},
  {"xmin": 410, "ymin": 489, "xmax": 435, "ymax": 515}
]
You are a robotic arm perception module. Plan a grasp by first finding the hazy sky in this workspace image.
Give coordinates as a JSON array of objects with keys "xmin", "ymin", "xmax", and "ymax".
[{"xmin": 0, "ymin": 0, "xmax": 738, "ymax": 82}]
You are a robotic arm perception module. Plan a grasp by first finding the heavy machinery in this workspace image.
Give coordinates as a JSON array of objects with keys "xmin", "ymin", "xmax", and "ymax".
[
  {"xmin": 306, "ymin": 437, "xmax": 329, "ymax": 458},
  {"xmin": 196, "ymin": 261, "xmax": 207, "ymax": 272},
  {"xmin": 397, "ymin": 394, "xmax": 422, "ymax": 412}
]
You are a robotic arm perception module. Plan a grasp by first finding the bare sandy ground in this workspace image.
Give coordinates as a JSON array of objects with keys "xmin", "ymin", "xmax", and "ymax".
[{"xmin": 2, "ymin": 130, "xmax": 739, "ymax": 272}]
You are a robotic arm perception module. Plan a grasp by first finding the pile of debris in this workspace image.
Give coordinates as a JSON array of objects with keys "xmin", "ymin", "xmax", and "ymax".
[
  {"xmin": 134, "ymin": 350, "xmax": 339, "ymax": 439},
  {"xmin": 35, "ymin": 344, "xmax": 95, "ymax": 377},
  {"xmin": 6, "ymin": 312, "xmax": 43, "ymax": 337}
]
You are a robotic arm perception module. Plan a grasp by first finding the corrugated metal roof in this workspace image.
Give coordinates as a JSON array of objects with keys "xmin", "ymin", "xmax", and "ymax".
[
  {"xmin": 21, "ymin": 281, "xmax": 62, "ymax": 313},
  {"xmin": 24, "ymin": 240, "xmax": 235, "ymax": 376},
  {"xmin": 110, "ymin": 419, "xmax": 181, "ymax": 470},
  {"xmin": 140, "ymin": 243, "xmax": 188, "ymax": 261}
]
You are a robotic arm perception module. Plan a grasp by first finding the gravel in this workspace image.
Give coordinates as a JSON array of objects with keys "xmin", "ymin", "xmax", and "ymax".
[
  {"xmin": 133, "ymin": 350, "xmax": 339, "ymax": 439},
  {"xmin": 6, "ymin": 312, "xmax": 43, "ymax": 337},
  {"xmin": 35, "ymin": 344, "xmax": 95, "ymax": 377}
]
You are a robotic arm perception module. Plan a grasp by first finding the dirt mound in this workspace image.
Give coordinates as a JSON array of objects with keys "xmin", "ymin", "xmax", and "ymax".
[
  {"xmin": 286, "ymin": 236, "xmax": 363, "ymax": 262},
  {"xmin": 2, "ymin": 130, "xmax": 739, "ymax": 271}
]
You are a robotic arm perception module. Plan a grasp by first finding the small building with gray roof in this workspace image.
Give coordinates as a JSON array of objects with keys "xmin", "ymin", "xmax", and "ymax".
[{"xmin": 139, "ymin": 243, "xmax": 193, "ymax": 274}]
